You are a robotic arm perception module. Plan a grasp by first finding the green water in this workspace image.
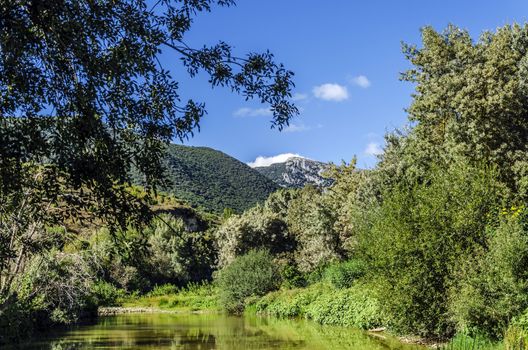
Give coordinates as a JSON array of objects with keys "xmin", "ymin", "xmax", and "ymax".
[{"xmin": 12, "ymin": 313, "xmax": 424, "ymax": 349}]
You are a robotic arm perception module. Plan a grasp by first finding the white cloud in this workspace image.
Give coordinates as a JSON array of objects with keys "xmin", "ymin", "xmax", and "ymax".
[
  {"xmin": 233, "ymin": 107, "xmax": 272, "ymax": 117},
  {"xmin": 283, "ymin": 123, "xmax": 310, "ymax": 133},
  {"xmin": 248, "ymin": 153, "xmax": 305, "ymax": 167},
  {"xmin": 364, "ymin": 142, "xmax": 383, "ymax": 156},
  {"xmin": 312, "ymin": 83, "xmax": 349, "ymax": 101},
  {"xmin": 292, "ymin": 93, "xmax": 308, "ymax": 101},
  {"xmin": 350, "ymin": 75, "xmax": 371, "ymax": 88}
]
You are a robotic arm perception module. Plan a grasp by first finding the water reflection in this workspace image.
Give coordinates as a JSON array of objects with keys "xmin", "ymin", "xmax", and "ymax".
[{"xmin": 11, "ymin": 313, "xmax": 424, "ymax": 350}]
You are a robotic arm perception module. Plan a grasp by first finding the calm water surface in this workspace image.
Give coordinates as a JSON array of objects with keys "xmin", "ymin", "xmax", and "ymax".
[{"xmin": 12, "ymin": 313, "xmax": 424, "ymax": 350}]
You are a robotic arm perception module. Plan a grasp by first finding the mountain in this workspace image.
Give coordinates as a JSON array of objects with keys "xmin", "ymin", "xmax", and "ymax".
[
  {"xmin": 254, "ymin": 157, "xmax": 333, "ymax": 188},
  {"xmin": 134, "ymin": 144, "xmax": 279, "ymax": 214}
]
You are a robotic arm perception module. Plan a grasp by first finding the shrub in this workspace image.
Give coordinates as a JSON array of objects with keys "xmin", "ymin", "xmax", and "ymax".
[
  {"xmin": 90, "ymin": 214, "xmax": 216, "ymax": 290},
  {"xmin": 144, "ymin": 215, "xmax": 216, "ymax": 286},
  {"xmin": 280, "ymin": 263, "xmax": 306, "ymax": 289},
  {"xmin": 305, "ymin": 264, "xmax": 327, "ymax": 285},
  {"xmin": 450, "ymin": 214, "xmax": 528, "ymax": 338},
  {"xmin": 1, "ymin": 250, "xmax": 98, "ymax": 343},
  {"xmin": 215, "ymin": 206, "xmax": 294, "ymax": 268},
  {"xmin": 286, "ymin": 186, "xmax": 342, "ymax": 272},
  {"xmin": 305, "ymin": 284, "xmax": 383, "ymax": 329},
  {"xmin": 147, "ymin": 284, "xmax": 179, "ymax": 297},
  {"xmin": 89, "ymin": 281, "xmax": 125, "ymax": 307},
  {"xmin": 325, "ymin": 259, "xmax": 366, "ymax": 289},
  {"xmin": 359, "ymin": 163, "xmax": 502, "ymax": 337},
  {"xmin": 109, "ymin": 264, "xmax": 150, "ymax": 293},
  {"xmin": 255, "ymin": 282, "xmax": 383, "ymax": 330},
  {"xmin": 504, "ymin": 309, "xmax": 528, "ymax": 350},
  {"xmin": 0, "ymin": 297, "xmax": 33, "ymax": 344},
  {"xmin": 255, "ymin": 284, "xmax": 325, "ymax": 318},
  {"xmin": 216, "ymin": 250, "xmax": 280, "ymax": 313}
]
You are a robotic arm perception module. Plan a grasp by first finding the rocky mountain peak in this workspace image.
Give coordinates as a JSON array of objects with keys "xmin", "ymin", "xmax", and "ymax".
[{"xmin": 254, "ymin": 156, "xmax": 333, "ymax": 188}]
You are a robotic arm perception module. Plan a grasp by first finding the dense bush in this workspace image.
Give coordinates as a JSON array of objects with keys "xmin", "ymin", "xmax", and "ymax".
[
  {"xmin": 89, "ymin": 281, "xmax": 125, "ymax": 307},
  {"xmin": 325, "ymin": 259, "xmax": 366, "ymax": 289},
  {"xmin": 359, "ymin": 163, "xmax": 502, "ymax": 337},
  {"xmin": 286, "ymin": 186, "xmax": 342, "ymax": 272},
  {"xmin": 217, "ymin": 250, "xmax": 280, "ymax": 313},
  {"xmin": 450, "ymin": 212, "xmax": 528, "ymax": 338},
  {"xmin": 305, "ymin": 284, "xmax": 383, "ymax": 329},
  {"xmin": 280, "ymin": 263, "xmax": 306, "ymax": 289},
  {"xmin": 0, "ymin": 297, "xmax": 33, "ymax": 344},
  {"xmin": 90, "ymin": 214, "xmax": 216, "ymax": 290},
  {"xmin": 143, "ymin": 215, "xmax": 217, "ymax": 285},
  {"xmin": 18, "ymin": 251, "xmax": 97, "ymax": 325},
  {"xmin": 255, "ymin": 282, "xmax": 383, "ymax": 329},
  {"xmin": 0, "ymin": 250, "xmax": 102, "ymax": 343},
  {"xmin": 215, "ymin": 206, "xmax": 294, "ymax": 268},
  {"xmin": 255, "ymin": 284, "xmax": 325, "ymax": 318}
]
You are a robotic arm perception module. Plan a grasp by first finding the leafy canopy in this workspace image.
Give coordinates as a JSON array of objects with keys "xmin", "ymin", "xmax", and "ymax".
[
  {"xmin": 0, "ymin": 0, "xmax": 298, "ymax": 224},
  {"xmin": 0, "ymin": 0, "xmax": 297, "ymax": 299}
]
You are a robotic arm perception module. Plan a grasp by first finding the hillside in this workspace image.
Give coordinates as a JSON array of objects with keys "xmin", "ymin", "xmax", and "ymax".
[
  {"xmin": 138, "ymin": 144, "xmax": 279, "ymax": 213},
  {"xmin": 254, "ymin": 157, "xmax": 333, "ymax": 188}
]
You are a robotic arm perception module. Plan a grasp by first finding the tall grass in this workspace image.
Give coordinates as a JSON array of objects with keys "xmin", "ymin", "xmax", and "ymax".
[
  {"xmin": 121, "ymin": 283, "xmax": 219, "ymax": 311},
  {"xmin": 440, "ymin": 334, "xmax": 501, "ymax": 350},
  {"xmin": 505, "ymin": 326, "xmax": 528, "ymax": 350}
]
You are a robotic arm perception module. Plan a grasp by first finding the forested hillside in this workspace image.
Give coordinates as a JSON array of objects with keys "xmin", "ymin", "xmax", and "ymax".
[{"xmin": 147, "ymin": 144, "xmax": 279, "ymax": 213}]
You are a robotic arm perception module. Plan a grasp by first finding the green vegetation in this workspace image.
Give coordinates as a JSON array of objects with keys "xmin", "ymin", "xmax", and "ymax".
[
  {"xmin": 142, "ymin": 144, "xmax": 279, "ymax": 213},
  {"xmin": 4, "ymin": 4, "xmax": 528, "ymax": 350},
  {"xmin": 209, "ymin": 23, "xmax": 528, "ymax": 350},
  {"xmin": 217, "ymin": 250, "xmax": 280, "ymax": 313},
  {"xmin": 439, "ymin": 334, "xmax": 501, "ymax": 350},
  {"xmin": 324, "ymin": 260, "xmax": 366, "ymax": 289},
  {"xmin": 254, "ymin": 282, "xmax": 382, "ymax": 330},
  {"xmin": 1, "ymin": 0, "xmax": 297, "ymax": 344},
  {"xmin": 0, "ymin": 198, "xmax": 221, "ymax": 343},
  {"xmin": 121, "ymin": 283, "xmax": 219, "ymax": 312}
]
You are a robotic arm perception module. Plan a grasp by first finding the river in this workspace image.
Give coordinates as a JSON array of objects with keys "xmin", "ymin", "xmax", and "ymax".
[{"xmin": 11, "ymin": 313, "xmax": 424, "ymax": 349}]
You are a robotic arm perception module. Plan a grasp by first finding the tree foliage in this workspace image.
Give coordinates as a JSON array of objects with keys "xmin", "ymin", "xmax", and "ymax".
[
  {"xmin": 399, "ymin": 24, "xmax": 528, "ymax": 193},
  {"xmin": 360, "ymin": 163, "xmax": 503, "ymax": 337},
  {"xmin": 0, "ymin": 0, "xmax": 297, "ymax": 300},
  {"xmin": 217, "ymin": 249, "xmax": 279, "ymax": 313},
  {"xmin": 1, "ymin": 0, "xmax": 297, "ymax": 217},
  {"xmin": 215, "ymin": 204, "xmax": 294, "ymax": 268}
]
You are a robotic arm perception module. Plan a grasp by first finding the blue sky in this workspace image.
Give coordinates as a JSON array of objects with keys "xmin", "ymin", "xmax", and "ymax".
[{"xmin": 163, "ymin": 1, "xmax": 528, "ymax": 168}]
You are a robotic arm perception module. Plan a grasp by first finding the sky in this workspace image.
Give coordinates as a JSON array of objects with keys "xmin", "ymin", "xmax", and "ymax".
[{"xmin": 161, "ymin": 0, "xmax": 528, "ymax": 168}]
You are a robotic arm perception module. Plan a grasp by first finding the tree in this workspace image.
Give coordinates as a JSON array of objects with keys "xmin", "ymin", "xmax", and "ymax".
[
  {"xmin": 215, "ymin": 204, "xmax": 294, "ymax": 268},
  {"xmin": 0, "ymin": 0, "xmax": 297, "ymax": 300},
  {"xmin": 360, "ymin": 162, "xmax": 503, "ymax": 337},
  {"xmin": 286, "ymin": 186, "xmax": 342, "ymax": 272},
  {"xmin": 399, "ymin": 24, "xmax": 528, "ymax": 195}
]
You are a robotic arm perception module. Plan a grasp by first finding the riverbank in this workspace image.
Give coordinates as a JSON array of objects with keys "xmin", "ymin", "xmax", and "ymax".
[
  {"xmin": 98, "ymin": 306, "xmax": 220, "ymax": 315},
  {"xmin": 117, "ymin": 283, "xmax": 219, "ymax": 313},
  {"xmin": 112, "ymin": 283, "xmax": 502, "ymax": 350},
  {"xmin": 248, "ymin": 283, "xmax": 508, "ymax": 350}
]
